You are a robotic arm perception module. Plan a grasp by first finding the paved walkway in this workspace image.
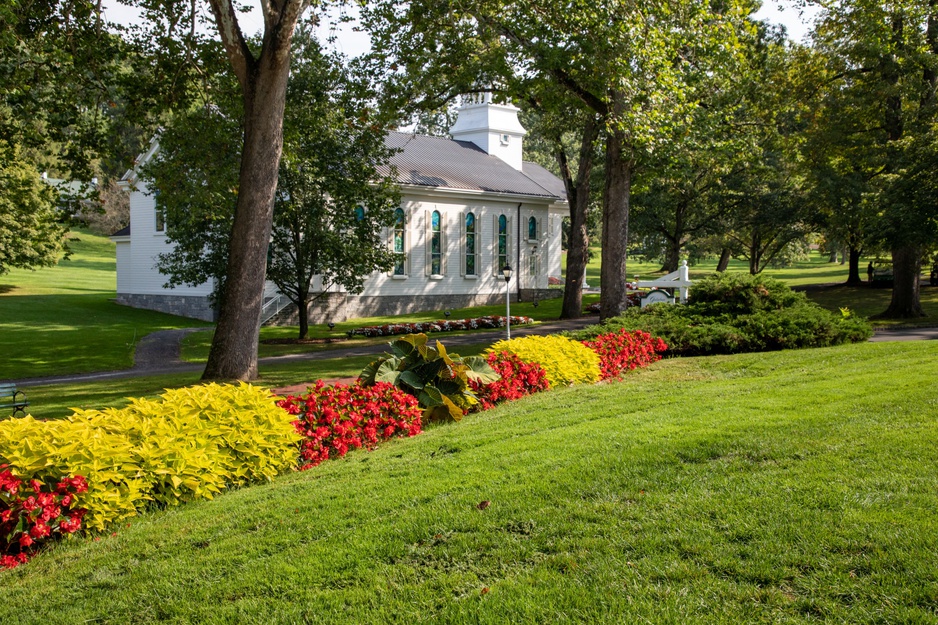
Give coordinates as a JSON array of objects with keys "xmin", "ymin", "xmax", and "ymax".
[
  {"xmin": 9, "ymin": 317, "xmax": 602, "ymax": 387},
  {"xmin": 8, "ymin": 318, "xmax": 938, "ymax": 387}
]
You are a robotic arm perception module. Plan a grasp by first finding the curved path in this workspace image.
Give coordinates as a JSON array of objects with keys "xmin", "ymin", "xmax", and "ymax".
[{"xmin": 8, "ymin": 320, "xmax": 938, "ymax": 387}]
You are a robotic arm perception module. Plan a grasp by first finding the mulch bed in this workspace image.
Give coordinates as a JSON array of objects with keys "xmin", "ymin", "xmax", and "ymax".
[{"xmin": 270, "ymin": 377, "xmax": 358, "ymax": 397}]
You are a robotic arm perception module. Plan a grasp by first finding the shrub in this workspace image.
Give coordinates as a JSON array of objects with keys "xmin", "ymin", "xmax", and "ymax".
[
  {"xmin": 277, "ymin": 381, "xmax": 423, "ymax": 470},
  {"xmin": 583, "ymin": 329, "xmax": 668, "ymax": 379},
  {"xmin": 689, "ymin": 272, "xmax": 804, "ymax": 316},
  {"xmin": 359, "ymin": 334, "xmax": 499, "ymax": 422},
  {"xmin": 570, "ymin": 273, "xmax": 873, "ymax": 356},
  {"xmin": 469, "ymin": 352, "xmax": 550, "ymax": 410},
  {"xmin": 1, "ymin": 469, "xmax": 87, "ymax": 569},
  {"xmin": 0, "ymin": 383, "xmax": 301, "ymax": 531},
  {"xmin": 488, "ymin": 335, "xmax": 601, "ymax": 388}
]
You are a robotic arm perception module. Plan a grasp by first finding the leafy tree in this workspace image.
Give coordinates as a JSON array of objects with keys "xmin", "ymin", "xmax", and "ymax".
[
  {"xmin": 521, "ymin": 101, "xmax": 602, "ymax": 319},
  {"xmin": 810, "ymin": 0, "xmax": 938, "ymax": 317},
  {"xmin": 363, "ymin": 0, "xmax": 751, "ymax": 320},
  {"xmin": 147, "ymin": 26, "xmax": 400, "ymax": 340},
  {"xmin": 0, "ymin": 146, "xmax": 68, "ymax": 274}
]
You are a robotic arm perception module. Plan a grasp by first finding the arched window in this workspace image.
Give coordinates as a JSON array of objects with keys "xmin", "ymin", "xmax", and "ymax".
[
  {"xmin": 497, "ymin": 214, "xmax": 509, "ymax": 272},
  {"xmin": 464, "ymin": 212, "xmax": 477, "ymax": 276},
  {"xmin": 393, "ymin": 208, "xmax": 406, "ymax": 276},
  {"xmin": 430, "ymin": 210, "xmax": 442, "ymax": 275},
  {"xmin": 528, "ymin": 216, "xmax": 537, "ymax": 241},
  {"xmin": 354, "ymin": 205, "xmax": 365, "ymax": 221}
]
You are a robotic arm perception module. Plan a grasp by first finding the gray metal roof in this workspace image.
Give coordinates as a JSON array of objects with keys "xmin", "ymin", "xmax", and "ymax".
[{"xmin": 381, "ymin": 132, "xmax": 566, "ymax": 200}]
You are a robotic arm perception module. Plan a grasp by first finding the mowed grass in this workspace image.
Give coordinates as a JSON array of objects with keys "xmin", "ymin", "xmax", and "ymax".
[
  {"xmin": 1, "ymin": 341, "xmax": 935, "ymax": 623},
  {"xmin": 0, "ymin": 230, "xmax": 209, "ymax": 380}
]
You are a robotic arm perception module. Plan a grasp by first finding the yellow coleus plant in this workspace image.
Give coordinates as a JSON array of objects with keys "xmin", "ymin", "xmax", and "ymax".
[
  {"xmin": 488, "ymin": 335, "xmax": 601, "ymax": 388},
  {"xmin": 0, "ymin": 383, "xmax": 300, "ymax": 531}
]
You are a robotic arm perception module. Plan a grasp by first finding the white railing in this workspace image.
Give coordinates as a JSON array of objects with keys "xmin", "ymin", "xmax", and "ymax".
[
  {"xmin": 635, "ymin": 260, "xmax": 692, "ymax": 307},
  {"xmin": 259, "ymin": 285, "xmax": 293, "ymax": 326}
]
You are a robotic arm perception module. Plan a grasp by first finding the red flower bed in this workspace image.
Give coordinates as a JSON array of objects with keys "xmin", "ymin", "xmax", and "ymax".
[
  {"xmin": 470, "ymin": 352, "xmax": 550, "ymax": 411},
  {"xmin": 277, "ymin": 381, "xmax": 423, "ymax": 470},
  {"xmin": 582, "ymin": 329, "xmax": 668, "ymax": 380},
  {"xmin": 349, "ymin": 315, "xmax": 533, "ymax": 338},
  {"xmin": 1, "ymin": 467, "xmax": 88, "ymax": 569}
]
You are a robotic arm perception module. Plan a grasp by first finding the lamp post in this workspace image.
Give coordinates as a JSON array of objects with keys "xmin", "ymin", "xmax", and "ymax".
[{"xmin": 502, "ymin": 265, "xmax": 513, "ymax": 339}]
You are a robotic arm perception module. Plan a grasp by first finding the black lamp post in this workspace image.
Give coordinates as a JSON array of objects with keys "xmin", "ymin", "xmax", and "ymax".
[{"xmin": 502, "ymin": 264, "xmax": 513, "ymax": 339}]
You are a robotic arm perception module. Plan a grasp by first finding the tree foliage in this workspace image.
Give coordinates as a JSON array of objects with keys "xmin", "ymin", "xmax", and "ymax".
[
  {"xmin": 147, "ymin": 25, "xmax": 400, "ymax": 339},
  {"xmin": 0, "ymin": 146, "xmax": 67, "ymax": 274}
]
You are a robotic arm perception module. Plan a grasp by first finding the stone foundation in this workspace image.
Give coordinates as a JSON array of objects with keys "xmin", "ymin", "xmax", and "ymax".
[
  {"xmin": 115, "ymin": 288, "xmax": 563, "ymax": 326},
  {"xmin": 114, "ymin": 293, "xmax": 216, "ymax": 322}
]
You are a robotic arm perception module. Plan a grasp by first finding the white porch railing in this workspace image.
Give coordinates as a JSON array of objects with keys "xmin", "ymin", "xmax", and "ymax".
[{"xmin": 259, "ymin": 284, "xmax": 293, "ymax": 326}]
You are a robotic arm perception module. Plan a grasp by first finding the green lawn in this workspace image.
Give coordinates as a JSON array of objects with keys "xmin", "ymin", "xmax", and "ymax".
[
  {"xmin": 0, "ymin": 230, "xmax": 210, "ymax": 380},
  {"xmin": 1, "ymin": 340, "xmax": 936, "ymax": 623},
  {"xmin": 180, "ymin": 295, "xmax": 600, "ymax": 361}
]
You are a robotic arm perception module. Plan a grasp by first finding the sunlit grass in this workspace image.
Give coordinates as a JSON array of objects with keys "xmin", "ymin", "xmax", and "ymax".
[
  {"xmin": 1, "ymin": 341, "xmax": 936, "ymax": 623},
  {"xmin": 0, "ymin": 230, "xmax": 210, "ymax": 380}
]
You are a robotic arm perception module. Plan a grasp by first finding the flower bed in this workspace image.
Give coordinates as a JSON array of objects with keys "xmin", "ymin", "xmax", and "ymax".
[
  {"xmin": 348, "ymin": 315, "xmax": 533, "ymax": 338},
  {"xmin": 278, "ymin": 381, "xmax": 423, "ymax": 470},
  {"xmin": 469, "ymin": 352, "xmax": 549, "ymax": 410},
  {"xmin": 1, "ymin": 469, "xmax": 87, "ymax": 569},
  {"xmin": 583, "ymin": 329, "xmax": 668, "ymax": 379}
]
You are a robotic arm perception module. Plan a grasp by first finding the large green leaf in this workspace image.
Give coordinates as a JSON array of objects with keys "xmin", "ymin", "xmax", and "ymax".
[
  {"xmin": 398, "ymin": 369, "xmax": 425, "ymax": 391},
  {"xmin": 418, "ymin": 384, "xmax": 444, "ymax": 407},
  {"xmin": 358, "ymin": 359, "xmax": 381, "ymax": 384},
  {"xmin": 374, "ymin": 357, "xmax": 403, "ymax": 384},
  {"xmin": 462, "ymin": 355, "xmax": 500, "ymax": 384}
]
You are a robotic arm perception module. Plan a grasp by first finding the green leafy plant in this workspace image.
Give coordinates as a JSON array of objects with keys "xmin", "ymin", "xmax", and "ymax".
[{"xmin": 359, "ymin": 334, "xmax": 499, "ymax": 422}]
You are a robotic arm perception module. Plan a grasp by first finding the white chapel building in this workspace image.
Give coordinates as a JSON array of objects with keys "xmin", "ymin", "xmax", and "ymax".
[{"xmin": 111, "ymin": 94, "xmax": 568, "ymax": 323}]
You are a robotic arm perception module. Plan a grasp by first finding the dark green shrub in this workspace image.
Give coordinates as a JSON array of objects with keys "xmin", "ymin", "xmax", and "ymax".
[
  {"xmin": 569, "ymin": 273, "xmax": 873, "ymax": 356},
  {"xmin": 689, "ymin": 273, "xmax": 804, "ymax": 316}
]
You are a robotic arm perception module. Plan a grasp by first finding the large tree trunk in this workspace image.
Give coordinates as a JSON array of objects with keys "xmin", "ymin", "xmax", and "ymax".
[
  {"xmin": 560, "ymin": 115, "xmax": 599, "ymax": 320},
  {"xmin": 600, "ymin": 121, "xmax": 633, "ymax": 321},
  {"xmin": 845, "ymin": 246, "xmax": 863, "ymax": 286},
  {"xmin": 297, "ymin": 297, "xmax": 310, "ymax": 340},
  {"xmin": 203, "ymin": 59, "xmax": 291, "ymax": 380},
  {"xmin": 716, "ymin": 247, "xmax": 731, "ymax": 272},
  {"xmin": 878, "ymin": 245, "xmax": 925, "ymax": 318}
]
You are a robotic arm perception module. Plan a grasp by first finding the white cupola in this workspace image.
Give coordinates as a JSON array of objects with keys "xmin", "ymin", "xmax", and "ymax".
[{"xmin": 448, "ymin": 93, "xmax": 527, "ymax": 171}]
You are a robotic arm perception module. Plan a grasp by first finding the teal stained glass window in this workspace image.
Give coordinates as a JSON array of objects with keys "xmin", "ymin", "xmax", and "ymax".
[
  {"xmin": 497, "ymin": 214, "xmax": 508, "ymax": 272},
  {"xmin": 430, "ymin": 210, "xmax": 442, "ymax": 275},
  {"xmin": 393, "ymin": 208, "xmax": 405, "ymax": 275},
  {"xmin": 465, "ymin": 212, "xmax": 476, "ymax": 276}
]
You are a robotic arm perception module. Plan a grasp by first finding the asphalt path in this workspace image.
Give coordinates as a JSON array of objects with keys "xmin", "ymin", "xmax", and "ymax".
[{"xmin": 7, "ymin": 318, "xmax": 937, "ymax": 387}]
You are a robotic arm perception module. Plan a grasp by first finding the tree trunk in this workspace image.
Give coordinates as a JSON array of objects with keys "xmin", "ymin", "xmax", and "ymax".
[
  {"xmin": 828, "ymin": 249, "xmax": 838, "ymax": 263},
  {"xmin": 600, "ymin": 121, "xmax": 632, "ymax": 321},
  {"xmin": 202, "ymin": 59, "xmax": 290, "ymax": 380},
  {"xmin": 562, "ymin": 204, "xmax": 589, "ymax": 318},
  {"xmin": 846, "ymin": 246, "xmax": 863, "ymax": 286},
  {"xmin": 560, "ymin": 115, "xmax": 598, "ymax": 319},
  {"xmin": 716, "ymin": 247, "xmax": 731, "ymax": 272},
  {"xmin": 297, "ymin": 297, "xmax": 309, "ymax": 339},
  {"xmin": 661, "ymin": 237, "xmax": 681, "ymax": 273},
  {"xmin": 878, "ymin": 244, "xmax": 925, "ymax": 318}
]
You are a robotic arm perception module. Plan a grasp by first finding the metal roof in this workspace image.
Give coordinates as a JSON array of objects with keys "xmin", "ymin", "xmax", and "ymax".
[{"xmin": 381, "ymin": 132, "xmax": 565, "ymax": 200}]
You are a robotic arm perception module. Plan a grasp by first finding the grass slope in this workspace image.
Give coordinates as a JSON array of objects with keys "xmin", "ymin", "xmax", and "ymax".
[
  {"xmin": 0, "ymin": 230, "xmax": 209, "ymax": 380},
  {"xmin": 1, "ymin": 341, "xmax": 936, "ymax": 623}
]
